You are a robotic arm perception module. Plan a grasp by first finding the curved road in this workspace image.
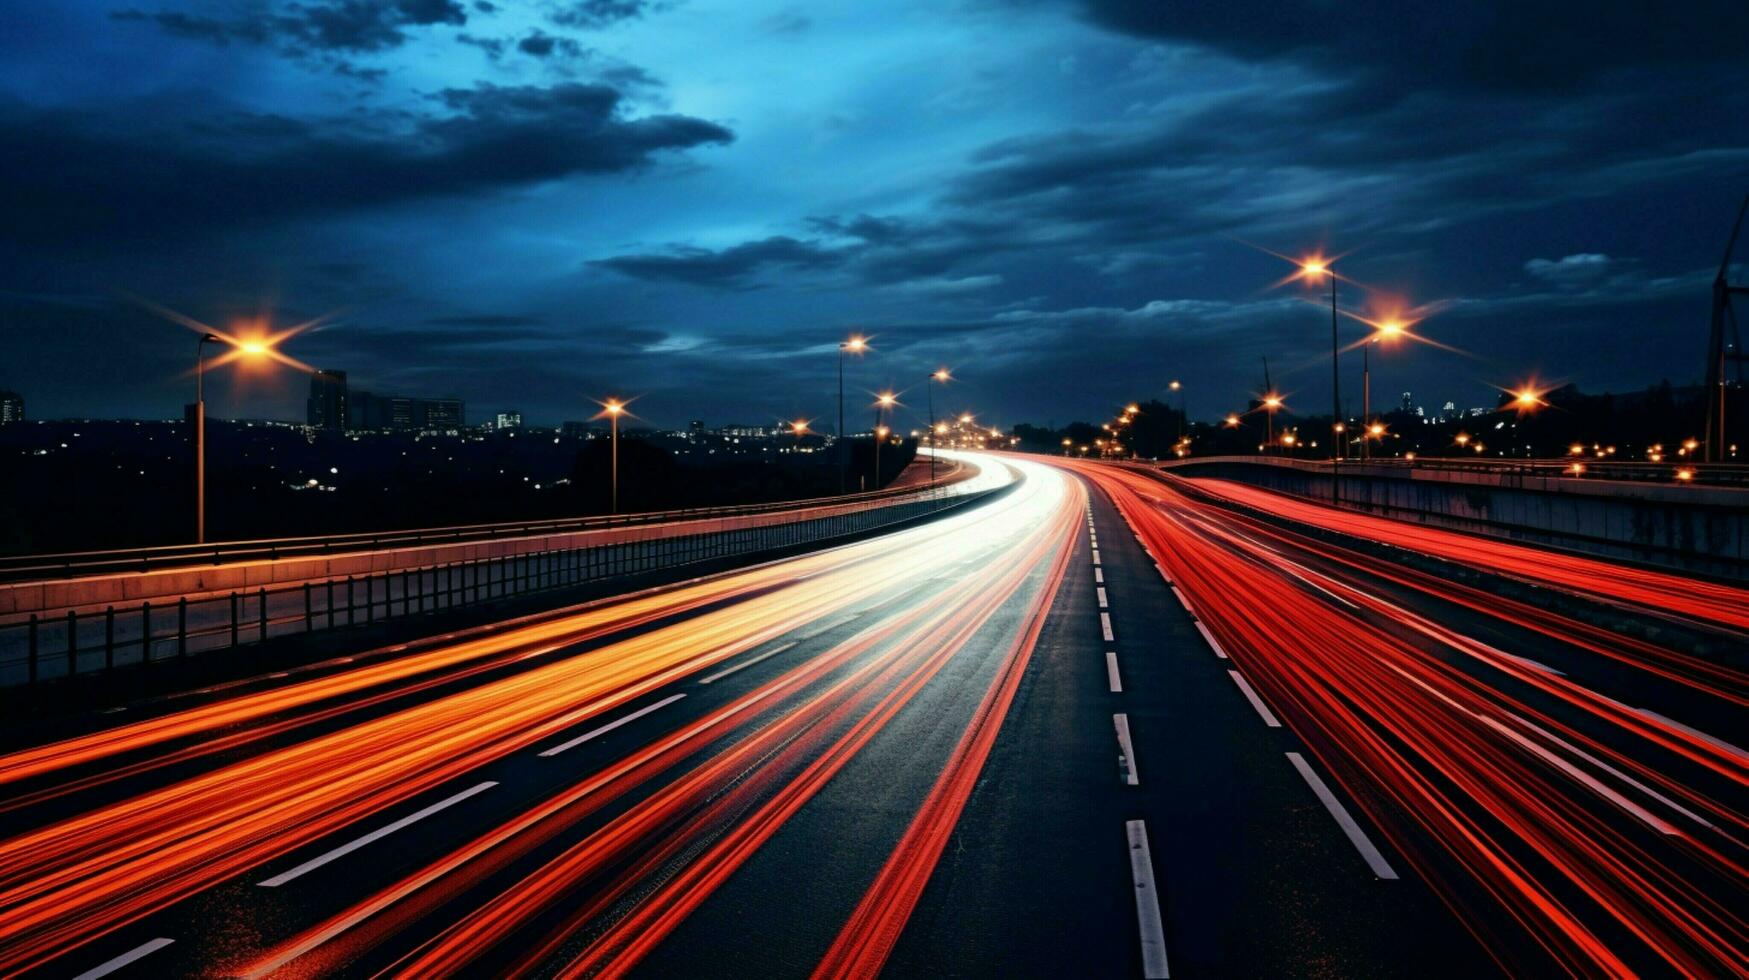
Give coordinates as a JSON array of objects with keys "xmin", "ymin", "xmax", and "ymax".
[{"xmin": 0, "ymin": 451, "xmax": 1742, "ymax": 977}]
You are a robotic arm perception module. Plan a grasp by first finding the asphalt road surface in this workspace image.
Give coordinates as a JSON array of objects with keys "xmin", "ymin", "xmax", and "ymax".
[{"xmin": 0, "ymin": 451, "xmax": 1742, "ymax": 977}]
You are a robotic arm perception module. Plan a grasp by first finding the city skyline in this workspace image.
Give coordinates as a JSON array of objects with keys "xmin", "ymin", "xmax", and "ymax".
[{"xmin": 2, "ymin": 2, "xmax": 1746, "ymax": 427}]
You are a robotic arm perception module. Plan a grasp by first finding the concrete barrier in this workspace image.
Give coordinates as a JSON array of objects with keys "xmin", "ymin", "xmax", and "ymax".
[{"xmin": 1155, "ymin": 457, "xmax": 1749, "ymax": 578}]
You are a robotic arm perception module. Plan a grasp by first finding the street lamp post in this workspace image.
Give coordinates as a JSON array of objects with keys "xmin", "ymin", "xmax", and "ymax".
[
  {"xmin": 874, "ymin": 392, "xmax": 896, "ymax": 489},
  {"xmin": 837, "ymin": 335, "xmax": 866, "ymax": 495},
  {"xmin": 1363, "ymin": 320, "xmax": 1404, "ymax": 461},
  {"xmin": 927, "ymin": 368, "xmax": 950, "ymax": 485},
  {"xmin": 603, "ymin": 398, "xmax": 624, "ymax": 514},
  {"xmin": 1169, "ymin": 380, "xmax": 1184, "ymax": 447},
  {"xmin": 194, "ymin": 333, "xmax": 219, "ymax": 544}
]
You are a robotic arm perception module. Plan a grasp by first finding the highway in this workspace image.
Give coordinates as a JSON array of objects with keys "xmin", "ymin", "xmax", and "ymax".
[
  {"xmin": 1056, "ymin": 459, "xmax": 1747, "ymax": 977},
  {"xmin": 0, "ymin": 450, "xmax": 1742, "ymax": 977}
]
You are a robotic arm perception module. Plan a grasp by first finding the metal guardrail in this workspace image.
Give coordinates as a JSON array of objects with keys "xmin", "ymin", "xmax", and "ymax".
[
  {"xmin": 0, "ymin": 460, "xmax": 965, "ymax": 584},
  {"xmin": 0, "ymin": 474, "xmax": 1002, "ymax": 688},
  {"xmin": 1154, "ymin": 455, "xmax": 1749, "ymax": 488}
]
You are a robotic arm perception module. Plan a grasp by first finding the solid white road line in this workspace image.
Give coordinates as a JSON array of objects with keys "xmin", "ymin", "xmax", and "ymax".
[
  {"xmin": 1193, "ymin": 621, "xmax": 1228, "ymax": 660},
  {"xmin": 1095, "ymin": 567, "xmax": 1104, "ymax": 583},
  {"xmin": 1106, "ymin": 651, "xmax": 1123, "ymax": 693},
  {"xmin": 538, "ymin": 694, "xmax": 688, "ymax": 758},
  {"xmin": 72, "ymin": 938, "xmax": 175, "ymax": 980},
  {"xmin": 1097, "ymin": 587, "xmax": 1109, "ymax": 609},
  {"xmin": 1285, "ymin": 752, "xmax": 1399, "ymax": 880},
  {"xmin": 1125, "ymin": 821, "xmax": 1171, "ymax": 978},
  {"xmin": 1170, "ymin": 586, "xmax": 1192, "ymax": 613},
  {"xmin": 258, "ymin": 781, "xmax": 498, "ymax": 887},
  {"xmin": 1100, "ymin": 612, "xmax": 1115, "ymax": 642},
  {"xmin": 1114, "ymin": 713, "xmax": 1140, "ymax": 785},
  {"xmin": 698, "ymin": 642, "xmax": 797, "ymax": 684},
  {"xmin": 1227, "ymin": 670, "xmax": 1280, "ymax": 727}
]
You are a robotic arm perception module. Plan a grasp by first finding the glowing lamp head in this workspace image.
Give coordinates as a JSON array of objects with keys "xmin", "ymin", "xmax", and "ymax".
[
  {"xmin": 1168, "ymin": 381, "xmax": 1181, "ymax": 391},
  {"xmin": 1455, "ymin": 432, "xmax": 1470, "ymax": 445},
  {"xmin": 876, "ymin": 425, "xmax": 889, "ymax": 438},
  {"xmin": 1062, "ymin": 438, "xmax": 1072, "ymax": 446},
  {"xmin": 877, "ymin": 392, "xmax": 896, "ymax": 407},
  {"xmin": 603, "ymin": 399, "xmax": 624, "ymax": 416},
  {"xmin": 844, "ymin": 335, "xmax": 867, "ymax": 352},
  {"xmin": 1514, "ymin": 389, "xmax": 1539, "ymax": 408},
  {"xmin": 791, "ymin": 420, "xmax": 809, "ymax": 435},
  {"xmin": 1263, "ymin": 394, "xmax": 1283, "ymax": 410},
  {"xmin": 1368, "ymin": 423, "xmax": 1385, "ymax": 436},
  {"xmin": 1377, "ymin": 320, "xmax": 1405, "ymax": 339},
  {"xmin": 1281, "ymin": 433, "xmax": 1296, "ymax": 446},
  {"xmin": 1225, "ymin": 414, "xmax": 1240, "ymax": 427},
  {"xmin": 238, "ymin": 339, "xmax": 270, "ymax": 357},
  {"xmin": 1675, "ymin": 468, "xmax": 1693, "ymax": 482},
  {"xmin": 934, "ymin": 423, "xmax": 947, "ymax": 434},
  {"xmin": 1300, "ymin": 258, "xmax": 1329, "ymax": 281},
  {"xmin": 1126, "ymin": 403, "xmax": 1140, "ymax": 413},
  {"xmin": 959, "ymin": 413, "xmax": 973, "ymax": 424},
  {"xmin": 932, "ymin": 368, "xmax": 951, "ymax": 382}
]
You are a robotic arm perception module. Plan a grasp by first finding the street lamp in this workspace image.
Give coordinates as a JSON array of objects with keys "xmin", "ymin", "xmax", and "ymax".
[
  {"xmin": 194, "ymin": 334, "xmax": 220, "ymax": 543},
  {"xmin": 1263, "ymin": 393, "xmax": 1283, "ymax": 452},
  {"xmin": 927, "ymin": 368, "xmax": 950, "ymax": 485},
  {"xmin": 601, "ymin": 398, "xmax": 626, "ymax": 514},
  {"xmin": 837, "ymin": 335, "xmax": 867, "ymax": 494},
  {"xmin": 874, "ymin": 391, "xmax": 897, "ymax": 489},
  {"xmin": 1300, "ymin": 257, "xmax": 1342, "ymax": 462},
  {"xmin": 1362, "ymin": 319, "xmax": 1405, "ymax": 460},
  {"xmin": 193, "ymin": 331, "xmax": 282, "ymax": 543},
  {"xmin": 1169, "ymin": 380, "xmax": 1185, "ymax": 445}
]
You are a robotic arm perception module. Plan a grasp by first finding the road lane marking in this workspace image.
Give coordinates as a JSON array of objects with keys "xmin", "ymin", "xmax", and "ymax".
[
  {"xmin": 797, "ymin": 613, "xmax": 858, "ymax": 641},
  {"xmin": 1114, "ymin": 713, "xmax": 1140, "ymax": 785},
  {"xmin": 1095, "ymin": 567, "xmax": 1104, "ymax": 583},
  {"xmin": 1481, "ymin": 718, "xmax": 1678, "ymax": 835},
  {"xmin": 1125, "ymin": 821, "xmax": 1171, "ymax": 978},
  {"xmin": 72, "ymin": 938, "xmax": 175, "ymax": 980},
  {"xmin": 1100, "ymin": 612, "xmax": 1115, "ymax": 642},
  {"xmin": 1097, "ymin": 587, "xmax": 1109, "ymax": 609},
  {"xmin": 259, "ymin": 782, "xmax": 498, "ymax": 887},
  {"xmin": 1092, "ymin": 550, "xmax": 1101, "ymax": 566},
  {"xmin": 1286, "ymin": 753, "xmax": 1399, "ymax": 880},
  {"xmin": 1227, "ymin": 670, "xmax": 1279, "ymax": 727},
  {"xmin": 699, "ymin": 642, "xmax": 797, "ymax": 684},
  {"xmin": 1154, "ymin": 563, "xmax": 1169, "ymax": 582},
  {"xmin": 1106, "ymin": 651, "xmax": 1123, "ymax": 692},
  {"xmin": 538, "ymin": 694, "xmax": 688, "ymax": 758},
  {"xmin": 1189, "ymin": 623, "xmax": 1231, "ymax": 661},
  {"xmin": 1171, "ymin": 586, "xmax": 1193, "ymax": 613}
]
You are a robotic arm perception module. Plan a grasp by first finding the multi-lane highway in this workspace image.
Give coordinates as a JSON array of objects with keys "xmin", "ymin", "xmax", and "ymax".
[
  {"xmin": 0, "ymin": 451, "xmax": 1742, "ymax": 977},
  {"xmin": 1057, "ymin": 459, "xmax": 1747, "ymax": 978}
]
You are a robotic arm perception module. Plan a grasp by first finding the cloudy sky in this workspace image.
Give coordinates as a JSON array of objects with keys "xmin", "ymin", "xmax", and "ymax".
[{"xmin": 2, "ymin": 0, "xmax": 1746, "ymax": 429}]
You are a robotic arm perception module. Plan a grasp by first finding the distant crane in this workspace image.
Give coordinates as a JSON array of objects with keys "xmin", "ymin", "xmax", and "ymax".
[{"xmin": 1703, "ymin": 195, "xmax": 1749, "ymax": 463}]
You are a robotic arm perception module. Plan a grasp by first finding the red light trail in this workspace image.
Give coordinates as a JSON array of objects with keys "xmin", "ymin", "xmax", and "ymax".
[{"xmin": 1054, "ymin": 459, "xmax": 1747, "ymax": 976}]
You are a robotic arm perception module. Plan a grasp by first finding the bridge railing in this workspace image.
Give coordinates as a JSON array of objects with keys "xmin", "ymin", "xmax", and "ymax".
[
  {"xmin": 0, "ymin": 470, "xmax": 1006, "ymax": 689},
  {"xmin": 1152, "ymin": 455, "xmax": 1749, "ymax": 487},
  {"xmin": 0, "ymin": 459, "xmax": 970, "ymax": 584}
]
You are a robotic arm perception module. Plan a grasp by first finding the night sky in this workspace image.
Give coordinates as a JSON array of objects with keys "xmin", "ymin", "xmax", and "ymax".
[{"xmin": 3, "ymin": 1, "xmax": 1746, "ymax": 429}]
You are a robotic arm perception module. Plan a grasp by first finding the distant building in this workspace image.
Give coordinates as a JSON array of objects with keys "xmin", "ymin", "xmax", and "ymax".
[
  {"xmin": 495, "ymin": 410, "xmax": 523, "ymax": 430},
  {"xmin": 348, "ymin": 391, "xmax": 465, "ymax": 431},
  {"xmin": 0, "ymin": 390, "xmax": 21, "ymax": 424},
  {"xmin": 307, "ymin": 370, "xmax": 348, "ymax": 430},
  {"xmin": 1400, "ymin": 391, "xmax": 1413, "ymax": 413},
  {"xmin": 689, "ymin": 419, "xmax": 705, "ymax": 442},
  {"xmin": 561, "ymin": 420, "xmax": 592, "ymax": 439}
]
